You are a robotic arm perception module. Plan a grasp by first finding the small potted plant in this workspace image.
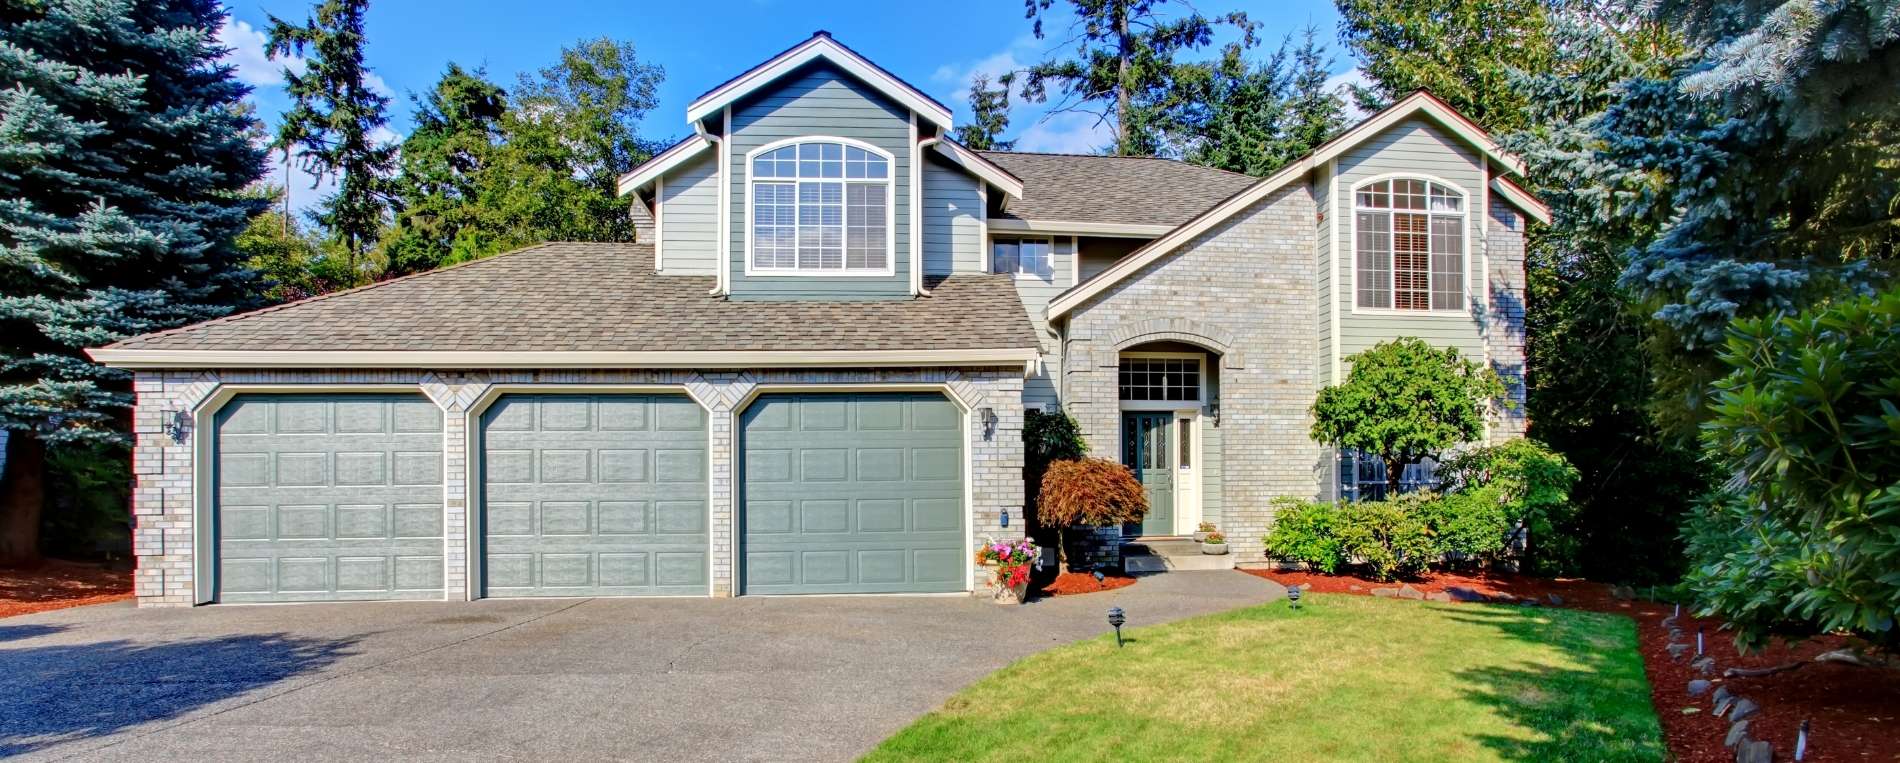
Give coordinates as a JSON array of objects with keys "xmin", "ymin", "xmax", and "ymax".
[
  {"xmin": 1193, "ymin": 522, "xmax": 1217, "ymax": 543},
  {"xmin": 1200, "ymin": 532, "xmax": 1229, "ymax": 555},
  {"xmin": 976, "ymin": 539, "xmax": 1037, "ymax": 603}
]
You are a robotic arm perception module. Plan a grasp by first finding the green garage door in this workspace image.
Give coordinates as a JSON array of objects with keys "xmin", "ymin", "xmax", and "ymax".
[
  {"xmin": 741, "ymin": 393, "xmax": 966, "ymax": 594},
  {"xmin": 480, "ymin": 394, "xmax": 709, "ymax": 597},
  {"xmin": 214, "ymin": 394, "xmax": 445, "ymax": 603}
]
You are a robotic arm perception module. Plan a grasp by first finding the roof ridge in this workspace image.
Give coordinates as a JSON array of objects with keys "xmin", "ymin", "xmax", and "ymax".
[
  {"xmin": 976, "ymin": 150, "xmax": 1258, "ymax": 180},
  {"xmin": 106, "ymin": 242, "xmax": 563, "ymax": 348}
]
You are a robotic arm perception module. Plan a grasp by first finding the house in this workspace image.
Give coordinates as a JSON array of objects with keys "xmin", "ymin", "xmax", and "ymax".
[{"xmin": 89, "ymin": 32, "xmax": 1546, "ymax": 606}]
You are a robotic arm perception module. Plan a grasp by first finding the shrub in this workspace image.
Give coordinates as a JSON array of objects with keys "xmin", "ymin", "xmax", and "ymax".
[
  {"xmin": 1440, "ymin": 438, "xmax": 1581, "ymax": 574},
  {"xmin": 1692, "ymin": 290, "xmax": 1900, "ymax": 650},
  {"xmin": 1023, "ymin": 410, "xmax": 1087, "ymax": 544},
  {"xmin": 1263, "ymin": 496, "xmax": 1435, "ymax": 581},
  {"xmin": 1416, "ymin": 486, "xmax": 1511, "ymax": 562},
  {"xmin": 1263, "ymin": 497, "xmax": 1346, "ymax": 573},
  {"xmin": 1037, "ymin": 458, "xmax": 1148, "ymax": 569}
]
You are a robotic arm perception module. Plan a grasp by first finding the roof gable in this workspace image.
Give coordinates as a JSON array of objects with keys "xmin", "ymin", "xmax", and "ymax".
[
  {"xmin": 1045, "ymin": 91, "xmax": 1545, "ymax": 320},
  {"xmin": 687, "ymin": 32, "xmax": 952, "ymax": 131}
]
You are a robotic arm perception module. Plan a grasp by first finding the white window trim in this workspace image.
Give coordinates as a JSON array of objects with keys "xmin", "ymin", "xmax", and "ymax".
[
  {"xmin": 1347, "ymin": 173, "xmax": 1474, "ymax": 317},
  {"xmin": 990, "ymin": 236, "xmax": 1056, "ymax": 282},
  {"xmin": 1117, "ymin": 351, "xmax": 1206, "ymax": 411},
  {"xmin": 742, "ymin": 136, "xmax": 897, "ymax": 278}
]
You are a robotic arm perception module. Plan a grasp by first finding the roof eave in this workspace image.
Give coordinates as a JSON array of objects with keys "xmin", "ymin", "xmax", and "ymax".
[
  {"xmin": 685, "ymin": 35, "xmax": 953, "ymax": 132},
  {"xmin": 616, "ymin": 134, "xmax": 714, "ymax": 196},
  {"xmin": 86, "ymin": 347, "xmax": 1042, "ymax": 370}
]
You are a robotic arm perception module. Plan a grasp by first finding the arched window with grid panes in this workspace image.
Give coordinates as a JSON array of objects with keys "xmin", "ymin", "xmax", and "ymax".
[
  {"xmin": 747, "ymin": 138, "xmax": 894, "ymax": 274},
  {"xmin": 1352, "ymin": 178, "xmax": 1466, "ymax": 311}
]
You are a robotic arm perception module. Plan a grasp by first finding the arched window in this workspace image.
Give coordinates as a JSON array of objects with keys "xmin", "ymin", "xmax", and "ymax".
[
  {"xmin": 748, "ymin": 139, "xmax": 892, "ymax": 273},
  {"xmin": 1353, "ymin": 178, "xmax": 1465, "ymax": 311}
]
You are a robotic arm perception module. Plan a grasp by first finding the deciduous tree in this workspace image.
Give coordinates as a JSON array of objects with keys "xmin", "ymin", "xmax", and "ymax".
[{"xmin": 1310, "ymin": 339, "xmax": 1505, "ymax": 497}]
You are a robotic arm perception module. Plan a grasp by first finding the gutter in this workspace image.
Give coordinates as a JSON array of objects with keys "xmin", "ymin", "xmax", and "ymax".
[
  {"xmin": 913, "ymin": 126, "xmax": 939, "ymax": 297},
  {"xmin": 85, "ymin": 347, "xmax": 1042, "ymax": 371}
]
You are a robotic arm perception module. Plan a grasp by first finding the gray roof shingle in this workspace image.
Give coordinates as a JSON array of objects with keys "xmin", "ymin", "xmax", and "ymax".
[
  {"xmin": 108, "ymin": 242, "xmax": 1039, "ymax": 354},
  {"xmin": 976, "ymin": 151, "xmax": 1259, "ymax": 227}
]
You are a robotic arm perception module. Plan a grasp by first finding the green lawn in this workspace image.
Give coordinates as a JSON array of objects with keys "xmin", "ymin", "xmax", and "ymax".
[{"xmin": 867, "ymin": 594, "xmax": 1663, "ymax": 762}]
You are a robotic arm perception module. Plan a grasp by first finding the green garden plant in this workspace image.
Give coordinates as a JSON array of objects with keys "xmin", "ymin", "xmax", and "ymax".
[
  {"xmin": 1689, "ymin": 291, "xmax": 1900, "ymax": 652},
  {"xmin": 1311, "ymin": 338, "xmax": 1506, "ymax": 497}
]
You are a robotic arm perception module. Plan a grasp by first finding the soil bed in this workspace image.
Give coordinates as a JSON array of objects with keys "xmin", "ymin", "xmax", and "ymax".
[
  {"xmin": 1243, "ymin": 568, "xmax": 1899, "ymax": 762},
  {"xmin": 1034, "ymin": 571, "xmax": 1135, "ymax": 597},
  {"xmin": 0, "ymin": 559, "xmax": 133, "ymax": 619}
]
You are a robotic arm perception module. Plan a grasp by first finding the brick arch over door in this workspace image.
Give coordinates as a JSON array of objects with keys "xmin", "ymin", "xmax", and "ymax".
[{"xmin": 1102, "ymin": 317, "xmax": 1244, "ymax": 370}]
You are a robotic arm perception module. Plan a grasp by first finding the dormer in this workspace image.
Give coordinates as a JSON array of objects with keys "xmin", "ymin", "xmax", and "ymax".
[{"xmin": 618, "ymin": 32, "xmax": 1022, "ymax": 301}]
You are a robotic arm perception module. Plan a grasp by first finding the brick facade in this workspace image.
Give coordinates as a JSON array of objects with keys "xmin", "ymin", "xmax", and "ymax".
[
  {"xmin": 1485, "ymin": 195, "xmax": 1530, "ymax": 442},
  {"xmin": 129, "ymin": 367, "xmax": 1022, "ymax": 606},
  {"xmin": 1060, "ymin": 184, "xmax": 1324, "ymax": 564}
]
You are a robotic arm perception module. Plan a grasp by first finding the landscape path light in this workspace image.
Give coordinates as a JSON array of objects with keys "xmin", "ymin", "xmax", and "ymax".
[{"xmin": 1107, "ymin": 607, "xmax": 1126, "ymax": 648}]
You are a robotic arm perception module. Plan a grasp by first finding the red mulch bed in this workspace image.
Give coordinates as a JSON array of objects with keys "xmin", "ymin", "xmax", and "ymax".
[
  {"xmin": 1243, "ymin": 568, "xmax": 1900, "ymax": 762},
  {"xmin": 1035, "ymin": 571, "xmax": 1136, "ymax": 597},
  {"xmin": 0, "ymin": 559, "xmax": 134, "ymax": 619}
]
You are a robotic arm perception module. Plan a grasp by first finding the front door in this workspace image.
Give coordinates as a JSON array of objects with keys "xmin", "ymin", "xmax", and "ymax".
[{"xmin": 1122, "ymin": 412, "xmax": 1174, "ymax": 536}]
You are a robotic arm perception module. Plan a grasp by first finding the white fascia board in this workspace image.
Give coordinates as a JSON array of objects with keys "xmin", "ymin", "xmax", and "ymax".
[
  {"xmin": 616, "ymin": 135, "xmax": 713, "ymax": 197},
  {"xmin": 686, "ymin": 37, "xmax": 953, "ymax": 131},
  {"xmin": 987, "ymin": 219, "xmax": 1174, "ymax": 238},
  {"xmin": 1489, "ymin": 176, "xmax": 1551, "ymax": 224},
  {"xmin": 930, "ymin": 141, "xmax": 1024, "ymax": 199},
  {"xmin": 86, "ymin": 347, "xmax": 1041, "ymax": 370}
]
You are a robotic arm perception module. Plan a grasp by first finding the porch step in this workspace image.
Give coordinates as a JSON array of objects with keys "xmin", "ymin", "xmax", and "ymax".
[{"xmin": 1122, "ymin": 539, "xmax": 1236, "ymax": 573}]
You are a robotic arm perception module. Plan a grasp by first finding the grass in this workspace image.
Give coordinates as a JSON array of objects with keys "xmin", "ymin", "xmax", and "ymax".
[{"xmin": 867, "ymin": 594, "xmax": 1663, "ymax": 762}]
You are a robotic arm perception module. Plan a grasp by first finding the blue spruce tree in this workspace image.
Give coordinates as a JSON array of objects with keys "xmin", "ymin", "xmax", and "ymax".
[{"xmin": 0, "ymin": 0, "xmax": 268, "ymax": 562}]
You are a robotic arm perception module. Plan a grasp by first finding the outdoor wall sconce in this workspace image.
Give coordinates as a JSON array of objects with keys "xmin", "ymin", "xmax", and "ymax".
[
  {"xmin": 979, "ymin": 406, "xmax": 998, "ymax": 440},
  {"xmin": 1107, "ymin": 607, "xmax": 1127, "ymax": 647},
  {"xmin": 162, "ymin": 409, "xmax": 193, "ymax": 444},
  {"xmin": 1204, "ymin": 398, "xmax": 1221, "ymax": 426}
]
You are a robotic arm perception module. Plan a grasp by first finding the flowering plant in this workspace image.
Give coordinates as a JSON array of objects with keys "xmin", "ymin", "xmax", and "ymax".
[
  {"xmin": 977, "ymin": 539, "xmax": 1038, "ymax": 588},
  {"xmin": 1203, "ymin": 532, "xmax": 1226, "ymax": 544}
]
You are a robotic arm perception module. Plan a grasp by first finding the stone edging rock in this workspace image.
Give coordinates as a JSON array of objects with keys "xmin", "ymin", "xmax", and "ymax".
[{"xmin": 1662, "ymin": 612, "xmax": 1779, "ymax": 763}]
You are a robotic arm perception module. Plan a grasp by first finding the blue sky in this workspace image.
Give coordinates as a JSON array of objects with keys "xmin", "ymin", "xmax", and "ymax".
[{"xmin": 218, "ymin": 0, "xmax": 1354, "ymax": 211}]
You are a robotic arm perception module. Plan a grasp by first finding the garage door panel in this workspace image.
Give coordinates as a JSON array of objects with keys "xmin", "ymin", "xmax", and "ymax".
[
  {"xmin": 480, "ymin": 394, "xmax": 709, "ymax": 598},
  {"xmin": 741, "ymin": 393, "xmax": 967, "ymax": 594},
  {"xmin": 214, "ymin": 394, "xmax": 446, "ymax": 603}
]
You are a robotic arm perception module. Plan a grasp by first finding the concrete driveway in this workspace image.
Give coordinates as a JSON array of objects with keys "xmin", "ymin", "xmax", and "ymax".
[{"xmin": 0, "ymin": 571, "xmax": 1281, "ymax": 762}]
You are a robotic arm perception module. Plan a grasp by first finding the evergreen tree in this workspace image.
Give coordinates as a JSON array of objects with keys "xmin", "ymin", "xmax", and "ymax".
[
  {"xmin": 1186, "ymin": 26, "xmax": 1343, "ymax": 176},
  {"xmin": 0, "ymin": 0, "xmax": 267, "ymax": 562},
  {"xmin": 1020, "ymin": 0, "xmax": 1257, "ymax": 156},
  {"xmin": 382, "ymin": 64, "xmax": 508, "ymax": 275},
  {"xmin": 954, "ymin": 73, "xmax": 1015, "ymax": 150},
  {"xmin": 267, "ymin": 0, "xmax": 396, "ymax": 278},
  {"xmin": 1336, "ymin": 0, "xmax": 1554, "ymax": 133},
  {"xmin": 379, "ymin": 39, "xmax": 664, "ymax": 269}
]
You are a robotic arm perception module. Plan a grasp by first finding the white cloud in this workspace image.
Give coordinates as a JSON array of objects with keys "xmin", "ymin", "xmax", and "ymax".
[
  {"xmin": 931, "ymin": 34, "xmax": 1043, "ymax": 113},
  {"xmin": 219, "ymin": 17, "xmax": 305, "ymax": 87},
  {"xmin": 1014, "ymin": 110, "xmax": 1113, "ymax": 154},
  {"xmin": 218, "ymin": 17, "xmax": 392, "ymax": 97}
]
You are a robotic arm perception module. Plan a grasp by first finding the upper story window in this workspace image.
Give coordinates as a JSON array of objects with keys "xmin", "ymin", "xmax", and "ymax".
[
  {"xmin": 992, "ymin": 238, "xmax": 1053, "ymax": 280},
  {"xmin": 749, "ymin": 140, "xmax": 891, "ymax": 273},
  {"xmin": 1354, "ymin": 178, "xmax": 1465, "ymax": 311}
]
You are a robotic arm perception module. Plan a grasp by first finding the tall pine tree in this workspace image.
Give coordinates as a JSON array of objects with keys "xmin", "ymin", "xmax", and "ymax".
[
  {"xmin": 1020, "ymin": 0, "xmax": 1257, "ymax": 156},
  {"xmin": 382, "ymin": 64, "xmax": 508, "ymax": 275},
  {"xmin": 1186, "ymin": 26, "xmax": 1343, "ymax": 176},
  {"xmin": 268, "ymin": 0, "xmax": 396, "ymax": 278},
  {"xmin": 1336, "ymin": 0, "xmax": 1554, "ymax": 133},
  {"xmin": 0, "ymin": 0, "xmax": 267, "ymax": 562},
  {"xmin": 954, "ymin": 73, "xmax": 1015, "ymax": 150}
]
